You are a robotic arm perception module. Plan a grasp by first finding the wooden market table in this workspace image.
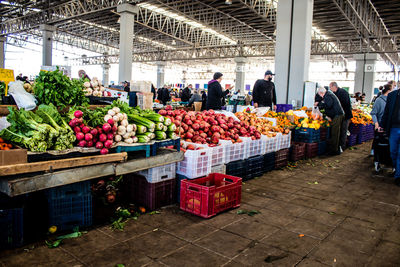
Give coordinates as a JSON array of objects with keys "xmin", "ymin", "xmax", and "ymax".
[{"xmin": 0, "ymin": 150, "xmax": 184, "ymax": 197}]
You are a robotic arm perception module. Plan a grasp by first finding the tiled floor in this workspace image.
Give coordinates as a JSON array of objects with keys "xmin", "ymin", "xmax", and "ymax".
[{"xmin": 1, "ymin": 142, "xmax": 400, "ymax": 266}]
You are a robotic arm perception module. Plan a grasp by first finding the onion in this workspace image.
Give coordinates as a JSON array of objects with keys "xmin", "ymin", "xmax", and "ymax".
[{"xmin": 108, "ymin": 109, "xmax": 116, "ymax": 116}]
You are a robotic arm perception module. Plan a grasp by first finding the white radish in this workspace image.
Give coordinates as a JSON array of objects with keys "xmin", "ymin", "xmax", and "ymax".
[
  {"xmin": 83, "ymin": 81, "xmax": 91, "ymax": 88},
  {"xmin": 125, "ymin": 138, "xmax": 134, "ymax": 144},
  {"xmin": 114, "ymin": 135, "xmax": 122, "ymax": 142},
  {"xmin": 123, "ymin": 113, "xmax": 128, "ymax": 120},
  {"xmin": 108, "ymin": 109, "xmax": 115, "ymax": 116},
  {"xmin": 117, "ymin": 113, "xmax": 124, "ymax": 121},
  {"xmin": 100, "ymin": 86, "xmax": 105, "ymax": 92},
  {"xmin": 132, "ymin": 136, "xmax": 138, "ymax": 143},
  {"xmin": 131, "ymin": 124, "xmax": 137, "ymax": 132},
  {"xmin": 126, "ymin": 124, "xmax": 133, "ymax": 133},
  {"xmin": 118, "ymin": 125, "xmax": 126, "ymax": 135},
  {"xmin": 130, "ymin": 131, "xmax": 136, "ymax": 137},
  {"xmin": 91, "ymin": 81, "xmax": 98, "ymax": 87},
  {"xmin": 113, "ymin": 115, "xmax": 119, "ymax": 122},
  {"xmin": 121, "ymin": 119, "xmax": 129, "ymax": 127},
  {"xmin": 112, "ymin": 107, "xmax": 120, "ymax": 114},
  {"xmin": 123, "ymin": 133, "xmax": 131, "ymax": 139},
  {"xmin": 104, "ymin": 114, "xmax": 112, "ymax": 122}
]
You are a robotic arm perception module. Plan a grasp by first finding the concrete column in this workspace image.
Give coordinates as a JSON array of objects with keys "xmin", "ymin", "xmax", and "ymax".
[
  {"xmin": 0, "ymin": 37, "xmax": 5, "ymax": 69},
  {"xmin": 234, "ymin": 57, "xmax": 247, "ymax": 94},
  {"xmin": 274, "ymin": 0, "xmax": 313, "ymax": 106},
  {"xmin": 117, "ymin": 4, "xmax": 138, "ymax": 84},
  {"xmin": 354, "ymin": 54, "xmax": 377, "ymax": 102},
  {"xmin": 39, "ymin": 24, "xmax": 56, "ymax": 66},
  {"xmin": 156, "ymin": 61, "xmax": 166, "ymax": 88},
  {"xmin": 102, "ymin": 63, "xmax": 110, "ymax": 86}
]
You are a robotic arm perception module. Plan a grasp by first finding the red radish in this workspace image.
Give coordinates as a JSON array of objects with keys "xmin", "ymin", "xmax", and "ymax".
[
  {"xmin": 99, "ymin": 133, "xmax": 107, "ymax": 142},
  {"xmin": 87, "ymin": 140, "xmax": 94, "ymax": 147},
  {"xmin": 76, "ymin": 132, "xmax": 85, "ymax": 141},
  {"xmin": 74, "ymin": 126, "xmax": 81, "ymax": 134},
  {"xmin": 90, "ymin": 128, "xmax": 98, "ymax": 136},
  {"xmin": 167, "ymin": 110, "xmax": 173, "ymax": 116},
  {"xmin": 82, "ymin": 126, "xmax": 90, "ymax": 134},
  {"xmin": 85, "ymin": 133, "xmax": 93, "ymax": 141},
  {"xmin": 95, "ymin": 142, "xmax": 104, "ymax": 149},
  {"xmin": 78, "ymin": 140, "xmax": 87, "ymax": 147},
  {"xmin": 102, "ymin": 123, "xmax": 112, "ymax": 133},
  {"xmin": 104, "ymin": 140, "xmax": 113, "ymax": 149},
  {"xmin": 100, "ymin": 148, "xmax": 109, "ymax": 155},
  {"xmin": 76, "ymin": 118, "xmax": 83, "ymax": 124},
  {"xmin": 165, "ymin": 105, "xmax": 173, "ymax": 111},
  {"xmin": 107, "ymin": 119, "xmax": 114, "ymax": 126},
  {"xmin": 74, "ymin": 110, "xmax": 83, "ymax": 118},
  {"xmin": 112, "ymin": 124, "xmax": 118, "ymax": 133},
  {"xmin": 107, "ymin": 133, "xmax": 114, "ymax": 140},
  {"xmin": 158, "ymin": 110, "xmax": 167, "ymax": 116}
]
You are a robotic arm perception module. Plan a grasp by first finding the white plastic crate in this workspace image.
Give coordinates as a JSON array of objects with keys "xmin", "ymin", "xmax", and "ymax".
[
  {"xmin": 241, "ymin": 136, "xmax": 266, "ymax": 159},
  {"xmin": 194, "ymin": 143, "xmax": 226, "ymax": 167},
  {"xmin": 220, "ymin": 140, "xmax": 245, "ymax": 163},
  {"xmin": 137, "ymin": 163, "xmax": 176, "ymax": 183},
  {"xmin": 177, "ymin": 148, "xmax": 212, "ymax": 179},
  {"xmin": 210, "ymin": 164, "xmax": 226, "ymax": 174},
  {"xmin": 264, "ymin": 135, "xmax": 280, "ymax": 153},
  {"xmin": 279, "ymin": 131, "xmax": 292, "ymax": 150}
]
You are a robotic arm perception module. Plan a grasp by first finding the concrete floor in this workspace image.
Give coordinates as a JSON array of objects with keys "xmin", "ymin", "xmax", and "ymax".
[{"xmin": 1, "ymin": 142, "xmax": 400, "ymax": 267}]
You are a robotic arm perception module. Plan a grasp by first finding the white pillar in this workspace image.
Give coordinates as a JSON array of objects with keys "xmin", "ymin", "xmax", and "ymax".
[
  {"xmin": 354, "ymin": 54, "xmax": 378, "ymax": 102},
  {"xmin": 117, "ymin": 4, "xmax": 138, "ymax": 84},
  {"xmin": 39, "ymin": 24, "xmax": 55, "ymax": 66},
  {"xmin": 102, "ymin": 63, "xmax": 110, "ymax": 86},
  {"xmin": 234, "ymin": 57, "xmax": 247, "ymax": 94},
  {"xmin": 156, "ymin": 61, "xmax": 166, "ymax": 88},
  {"xmin": 0, "ymin": 37, "xmax": 5, "ymax": 69},
  {"xmin": 274, "ymin": 0, "xmax": 313, "ymax": 106}
]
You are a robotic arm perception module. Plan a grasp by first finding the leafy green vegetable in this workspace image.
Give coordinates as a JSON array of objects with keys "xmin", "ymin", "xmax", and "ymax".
[{"xmin": 33, "ymin": 68, "xmax": 88, "ymax": 108}]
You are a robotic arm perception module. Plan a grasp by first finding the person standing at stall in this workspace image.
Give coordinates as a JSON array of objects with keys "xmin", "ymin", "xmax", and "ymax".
[
  {"xmin": 181, "ymin": 84, "xmax": 192, "ymax": 102},
  {"xmin": 315, "ymin": 87, "xmax": 344, "ymax": 155},
  {"xmin": 206, "ymin": 72, "xmax": 232, "ymax": 110},
  {"xmin": 161, "ymin": 85, "xmax": 171, "ymax": 105},
  {"xmin": 252, "ymin": 70, "xmax": 277, "ymax": 110},
  {"xmin": 201, "ymin": 90, "xmax": 207, "ymax": 111},
  {"xmin": 329, "ymin": 82, "xmax": 353, "ymax": 151}
]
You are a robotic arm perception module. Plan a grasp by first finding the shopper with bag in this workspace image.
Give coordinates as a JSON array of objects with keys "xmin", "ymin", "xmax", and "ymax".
[
  {"xmin": 252, "ymin": 70, "xmax": 277, "ymax": 110},
  {"xmin": 329, "ymin": 82, "xmax": 353, "ymax": 151},
  {"xmin": 315, "ymin": 87, "xmax": 344, "ymax": 155}
]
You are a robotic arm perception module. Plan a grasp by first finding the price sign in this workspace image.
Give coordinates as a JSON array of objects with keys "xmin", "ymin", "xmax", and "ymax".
[{"xmin": 0, "ymin": 68, "xmax": 15, "ymax": 96}]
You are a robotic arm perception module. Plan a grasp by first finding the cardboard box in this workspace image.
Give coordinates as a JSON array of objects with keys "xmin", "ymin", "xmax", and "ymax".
[{"xmin": 0, "ymin": 147, "xmax": 27, "ymax": 166}]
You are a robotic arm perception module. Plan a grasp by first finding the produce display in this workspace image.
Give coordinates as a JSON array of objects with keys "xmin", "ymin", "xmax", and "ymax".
[
  {"xmin": 264, "ymin": 109, "xmax": 329, "ymax": 130},
  {"xmin": 0, "ymin": 137, "xmax": 13, "ymax": 150},
  {"xmin": 351, "ymin": 109, "xmax": 373, "ymax": 125},
  {"xmin": 0, "ymin": 105, "xmax": 75, "ymax": 152},
  {"xmin": 235, "ymin": 112, "xmax": 288, "ymax": 136},
  {"xmin": 82, "ymin": 77, "xmax": 111, "ymax": 97},
  {"xmin": 33, "ymin": 68, "xmax": 88, "ymax": 108},
  {"xmin": 158, "ymin": 107, "xmax": 261, "ymax": 145}
]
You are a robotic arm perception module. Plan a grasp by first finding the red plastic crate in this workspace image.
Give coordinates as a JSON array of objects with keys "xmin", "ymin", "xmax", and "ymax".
[
  {"xmin": 180, "ymin": 173, "xmax": 242, "ymax": 218},
  {"xmin": 305, "ymin": 143, "xmax": 319, "ymax": 158},
  {"xmin": 275, "ymin": 148, "xmax": 289, "ymax": 169},
  {"xmin": 290, "ymin": 142, "xmax": 306, "ymax": 162},
  {"xmin": 124, "ymin": 174, "xmax": 176, "ymax": 210}
]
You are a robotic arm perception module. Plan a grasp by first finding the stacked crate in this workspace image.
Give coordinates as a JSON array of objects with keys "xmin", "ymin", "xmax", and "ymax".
[{"xmin": 275, "ymin": 148, "xmax": 290, "ymax": 169}]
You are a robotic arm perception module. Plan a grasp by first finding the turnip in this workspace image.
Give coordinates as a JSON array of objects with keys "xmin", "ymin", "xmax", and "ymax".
[
  {"xmin": 85, "ymin": 133, "xmax": 93, "ymax": 141},
  {"xmin": 78, "ymin": 140, "xmax": 87, "ymax": 147},
  {"xmin": 118, "ymin": 125, "xmax": 126, "ymax": 135},
  {"xmin": 112, "ymin": 107, "xmax": 120, "ymax": 114},
  {"xmin": 126, "ymin": 124, "xmax": 134, "ymax": 133},
  {"xmin": 132, "ymin": 136, "xmax": 138, "ymax": 143},
  {"xmin": 114, "ymin": 135, "xmax": 122, "ymax": 142},
  {"xmin": 130, "ymin": 131, "xmax": 136, "ymax": 137},
  {"xmin": 112, "ymin": 115, "xmax": 119, "ymax": 122},
  {"xmin": 107, "ymin": 133, "xmax": 114, "ymax": 140},
  {"xmin": 104, "ymin": 114, "xmax": 112, "ymax": 122},
  {"xmin": 104, "ymin": 140, "xmax": 113, "ymax": 149},
  {"xmin": 74, "ymin": 110, "xmax": 83, "ymax": 118},
  {"xmin": 83, "ymin": 81, "xmax": 91, "ymax": 88},
  {"xmin": 108, "ymin": 109, "xmax": 116, "ymax": 116},
  {"xmin": 100, "ymin": 148, "xmax": 109, "ymax": 155},
  {"xmin": 82, "ymin": 126, "xmax": 90, "ymax": 134},
  {"xmin": 74, "ymin": 126, "xmax": 81, "ymax": 134},
  {"xmin": 99, "ymin": 133, "xmax": 107, "ymax": 143},
  {"xmin": 102, "ymin": 123, "xmax": 112, "ymax": 133},
  {"xmin": 125, "ymin": 138, "xmax": 133, "ymax": 144},
  {"xmin": 117, "ymin": 113, "xmax": 124, "ymax": 121},
  {"xmin": 103, "ymin": 91, "xmax": 108, "ymax": 97},
  {"xmin": 121, "ymin": 119, "xmax": 128, "ymax": 127},
  {"xmin": 90, "ymin": 128, "xmax": 98, "ymax": 136},
  {"xmin": 123, "ymin": 133, "xmax": 131, "ymax": 139},
  {"xmin": 95, "ymin": 142, "xmax": 104, "ymax": 149},
  {"xmin": 123, "ymin": 113, "xmax": 128, "ymax": 120}
]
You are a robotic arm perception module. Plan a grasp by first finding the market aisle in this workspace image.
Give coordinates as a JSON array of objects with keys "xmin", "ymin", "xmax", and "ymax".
[{"xmin": 1, "ymin": 142, "xmax": 399, "ymax": 267}]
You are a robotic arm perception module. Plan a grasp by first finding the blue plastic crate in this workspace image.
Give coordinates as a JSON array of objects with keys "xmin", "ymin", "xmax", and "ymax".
[
  {"xmin": 318, "ymin": 141, "xmax": 327, "ymax": 155},
  {"xmin": 294, "ymin": 128, "xmax": 320, "ymax": 143},
  {"xmin": 347, "ymin": 134, "xmax": 358, "ymax": 147},
  {"xmin": 263, "ymin": 152, "xmax": 276, "ymax": 172},
  {"xmin": 320, "ymin": 127, "xmax": 331, "ymax": 141},
  {"xmin": 349, "ymin": 124, "xmax": 361, "ymax": 134},
  {"xmin": 276, "ymin": 104, "xmax": 293, "ymax": 113},
  {"xmin": 0, "ymin": 208, "xmax": 23, "ymax": 249},
  {"xmin": 46, "ymin": 181, "xmax": 92, "ymax": 231}
]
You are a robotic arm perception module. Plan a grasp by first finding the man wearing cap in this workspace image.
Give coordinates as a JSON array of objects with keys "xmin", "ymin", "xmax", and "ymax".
[
  {"xmin": 206, "ymin": 72, "xmax": 233, "ymax": 110},
  {"xmin": 252, "ymin": 70, "xmax": 277, "ymax": 110}
]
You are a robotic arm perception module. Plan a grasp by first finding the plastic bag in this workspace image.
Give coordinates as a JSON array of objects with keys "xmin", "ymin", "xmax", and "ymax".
[
  {"xmin": 312, "ymin": 106, "xmax": 323, "ymax": 120},
  {"xmin": 8, "ymin": 81, "xmax": 37, "ymax": 110},
  {"xmin": 252, "ymin": 107, "xmax": 270, "ymax": 117}
]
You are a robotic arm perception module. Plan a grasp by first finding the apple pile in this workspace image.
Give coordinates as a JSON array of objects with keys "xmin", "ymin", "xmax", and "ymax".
[{"xmin": 158, "ymin": 109, "xmax": 261, "ymax": 145}]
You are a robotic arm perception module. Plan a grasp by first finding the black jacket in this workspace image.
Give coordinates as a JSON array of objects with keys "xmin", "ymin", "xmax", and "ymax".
[
  {"xmin": 201, "ymin": 92, "xmax": 207, "ymax": 111},
  {"xmin": 318, "ymin": 91, "xmax": 344, "ymax": 119},
  {"xmin": 252, "ymin": 79, "xmax": 277, "ymax": 108},
  {"xmin": 151, "ymin": 85, "xmax": 156, "ymax": 100},
  {"xmin": 206, "ymin": 80, "xmax": 229, "ymax": 110},
  {"xmin": 181, "ymin": 87, "xmax": 191, "ymax": 102},
  {"xmin": 161, "ymin": 88, "xmax": 171, "ymax": 105},
  {"xmin": 381, "ymin": 90, "xmax": 400, "ymax": 136},
  {"xmin": 156, "ymin": 88, "xmax": 163, "ymax": 101},
  {"xmin": 334, "ymin": 88, "xmax": 353, "ymax": 120}
]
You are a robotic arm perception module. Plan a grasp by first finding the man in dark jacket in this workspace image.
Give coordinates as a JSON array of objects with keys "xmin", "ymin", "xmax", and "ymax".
[
  {"xmin": 181, "ymin": 84, "xmax": 192, "ymax": 102},
  {"xmin": 315, "ymin": 87, "xmax": 344, "ymax": 155},
  {"xmin": 252, "ymin": 70, "xmax": 277, "ymax": 110},
  {"xmin": 381, "ymin": 89, "xmax": 400, "ymax": 186},
  {"xmin": 156, "ymin": 86, "xmax": 164, "ymax": 102},
  {"xmin": 201, "ymin": 90, "xmax": 207, "ymax": 111},
  {"xmin": 161, "ymin": 86, "xmax": 171, "ymax": 105},
  {"xmin": 329, "ymin": 82, "xmax": 353, "ymax": 151},
  {"xmin": 206, "ymin": 72, "xmax": 231, "ymax": 110}
]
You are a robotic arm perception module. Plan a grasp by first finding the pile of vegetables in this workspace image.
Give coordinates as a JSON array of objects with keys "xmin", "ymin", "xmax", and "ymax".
[
  {"xmin": 82, "ymin": 77, "xmax": 111, "ymax": 97},
  {"xmin": 33, "ymin": 68, "xmax": 88, "ymax": 108},
  {"xmin": 104, "ymin": 107, "xmax": 137, "ymax": 144},
  {"xmin": 158, "ymin": 109, "xmax": 260, "ymax": 145},
  {"xmin": 0, "ymin": 104, "xmax": 75, "ymax": 152},
  {"xmin": 0, "ymin": 137, "xmax": 13, "ymax": 150}
]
